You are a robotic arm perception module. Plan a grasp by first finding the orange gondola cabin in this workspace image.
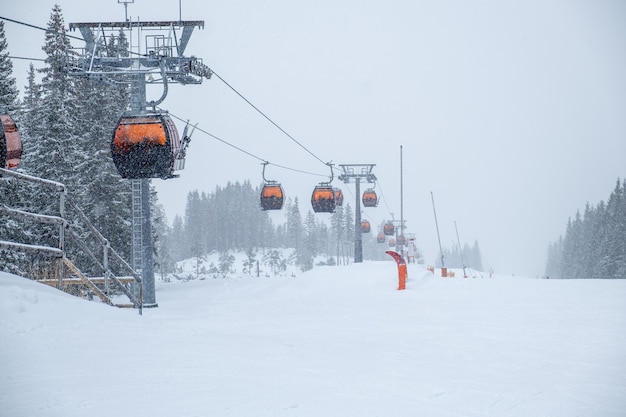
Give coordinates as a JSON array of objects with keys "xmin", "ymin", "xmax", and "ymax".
[
  {"xmin": 362, "ymin": 188, "xmax": 378, "ymax": 207},
  {"xmin": 311, "ymin": 184, "xmax": 336, "ymax": 213},
  {"xmin": 383, "ymin": 222, "xmax": 395, "ymax": 236},
  {"xmin": 260, "ymin": 182, "xmax": 284, "ymax": 210},
  {"xmin": 0, "ymin": 113, "xmax": 22, "ymax": 170},
  {"xmin": 388, "ymin": 238, "xmax": 396, "ymax": 247},
  {"xmin": 360, "ymin": 220, "xmax": 371, "ymax": 233},
  {"xmin": 111, "ymin": 112, "xmax": 181, "ymax": 179},
  {"xmin": 376, "ymin": 233, "xmax": 386, "ymax": 243}
]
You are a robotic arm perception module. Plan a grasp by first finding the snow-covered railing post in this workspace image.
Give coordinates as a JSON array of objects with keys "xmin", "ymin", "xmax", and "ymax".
[
  {"xmin": 103, "ymin": 240, "xmax": 110, "ymax": 294},
  {"xmin": 57, "ymin": 186, "xmax": 66, "ymax": 287}
]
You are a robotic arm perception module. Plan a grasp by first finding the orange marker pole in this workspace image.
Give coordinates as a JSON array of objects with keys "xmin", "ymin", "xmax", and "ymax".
[{"xmin": 386, "ymin": 250, "xmax": 408, "ymax": 291}]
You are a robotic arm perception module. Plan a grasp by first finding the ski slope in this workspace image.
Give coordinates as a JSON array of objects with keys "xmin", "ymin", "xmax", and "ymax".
[{"xmin": 1, "ymin": 261, "xmax": 625, "ymax": 416}]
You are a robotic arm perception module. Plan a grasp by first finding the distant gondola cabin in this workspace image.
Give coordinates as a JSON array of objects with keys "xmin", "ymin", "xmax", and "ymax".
[
  {"xmin": 383, "ymin": 222, "xmax": 395, "ymax": 236},
  {"xmin": 260, "ymin": 183, "xmax": 284, "ymax": 210},
  {"xmin": 111, "ymin": 113, "xmax": 181, "ymax": 179},
  {"xmin": 377, "ymin": 233, "xmax": 385, "ymax": 243},
  {"xmin": 388, "ymin": 238, "xmax": 396, "ymax": 247},
  {"xmin": 362, "ymin": 189, "xmax": 378, "ymax": 207},
  {"xmin": 360, "ymin": 220, "xmax": 371, "ymax": 233},
  {"xmin": 311, "ymin": 184, "xmax": 336, "ymax": 213},
  {"xmin": 0, "ymin": 113, "xmax": 22, "ymax": 169},
  {"xmin": 333, "ymin": 188, "xmax": 344, "ymax": 206},
  {"xmin": 396, "ymin": 235, "xmax": 406, "ymax": 246}
]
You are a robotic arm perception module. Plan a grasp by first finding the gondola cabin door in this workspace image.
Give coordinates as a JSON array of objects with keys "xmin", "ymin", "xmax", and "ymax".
[
  {"xmin": 111, "ymin": 113, "xmax": 180, "ymax": 179},
  {"xmin": 333, "ymin": 188, "xmax": 344, "ymax": 206}
]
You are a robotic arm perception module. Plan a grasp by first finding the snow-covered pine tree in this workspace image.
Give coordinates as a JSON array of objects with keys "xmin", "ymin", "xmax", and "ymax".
[
  {"xmin": 560, "ymin": 211, "xmax": 584, "ymax": 278},
  {"xmin": 169, "ymin": 214, "xmax": 186, "ymax": 262},
  {"xmin": 15, "ymin": 6, "xmax": 79, "ymax": 254},
  {"xmin": 315, "ymin": 220, "xmax": 330, "ymax": 259},
  {"xmin": 342, "ymin": 203, "xmax": 354, "ymax": 264},
  {"xmin": 286, "ymin": 197, "xmax": 304, "ymax": 251},
  {"xmin": 0, "ymin": 21, "xmax": 18, "ymax": 112},
  {"xmin": 545, "ymin": 237, "xmax": 563, "ymax": 279},
  {"xmin": 71, "ymin": 72, "xmax": 132, "ymax": 267},
  {"xmin": 330, "ymin": 205, "xmax": 345, "ymax": 264},
  {"xmin": 600, "ymin": 179, "xmax": 626, "ymax": 278},
  {"xmin": 616, "ymin": 179, "xmax": 626, "ymax": 278},
  {"xmin": 299, "ymin": 210, "xmax": 318, "ymax": 270},
  {"xmin": 548, "ymin": 178, "xmax": 626, "ymax": 279},
  {"xmin": 28, "ymin": 5, "xmax": 79, "ymax": 186},
  {"xmin": 184, "ymin": 190, "xmax": 206, "ymax": 259},
  {"xmin": 151, "ymin": 190, "xmax": 175, "ymax": 280}
]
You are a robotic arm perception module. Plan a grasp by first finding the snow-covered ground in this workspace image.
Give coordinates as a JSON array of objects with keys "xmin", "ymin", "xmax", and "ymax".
[{"xmin": 1, "ymin": 259, "xmax": 625, "ymax": 417}]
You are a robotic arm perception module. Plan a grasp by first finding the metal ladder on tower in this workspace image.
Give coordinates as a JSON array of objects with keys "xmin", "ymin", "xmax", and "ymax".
[{"xmin": 131, "ymin": 179, "xmax": 143, "ymax": 273}]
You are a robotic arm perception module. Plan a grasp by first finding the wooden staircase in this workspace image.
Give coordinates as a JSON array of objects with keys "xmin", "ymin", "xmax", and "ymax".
[{"xmin": 0, "ymin": 168, "xmax": 143, "ymax": 314}]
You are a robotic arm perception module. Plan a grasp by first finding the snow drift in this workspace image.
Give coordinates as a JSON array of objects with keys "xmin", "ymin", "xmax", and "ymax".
[{"xmin": 1, "ymin": 261, "xmax": 625, "ymax": 417}]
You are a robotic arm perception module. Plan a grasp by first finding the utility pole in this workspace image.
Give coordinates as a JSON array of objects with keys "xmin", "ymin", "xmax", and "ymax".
[
  {"xmin": 338, "ymin": 164, "xmax": 376, "ymax": 263},
  {"xmin": 68, "ymin": 4, "xmax": 212, "ymax": 307}
]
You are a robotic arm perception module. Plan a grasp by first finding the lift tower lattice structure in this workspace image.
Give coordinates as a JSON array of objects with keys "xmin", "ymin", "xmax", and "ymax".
[
  {"xmin": 67, "ymin": 8, "xmax": 212, "ymax": 307},
  {"xmin": 338, "ymin": 164, "xmax": 376, "ymax": 263}
]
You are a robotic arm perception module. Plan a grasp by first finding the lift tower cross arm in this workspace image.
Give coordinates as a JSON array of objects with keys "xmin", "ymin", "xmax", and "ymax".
[{"xmin": 68, "ymin": 20, "xmax": 211, "ymax": 85}]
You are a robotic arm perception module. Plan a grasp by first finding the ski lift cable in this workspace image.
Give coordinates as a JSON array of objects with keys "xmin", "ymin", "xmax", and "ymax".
[
  {"xmin": 211, "ymin": 70, "xmax": 331, "ymax": 169},
  {"xmin": 7, "ymin": 55, "xmax": 46, "ymax": 62},
  {"xmin": 0, "ymin": 15, "xmax": 84, "ymax": 41},
  {"xmin": 373, "ymin": 178, "xmax": 394, "ymax": 216},
  {"xmin": 0, "ymin": 15, "xmax": 160, "ymax": 60},
  {"xmin": 163, "ymin": 109, "xmax": 327, "ymax": 178}
]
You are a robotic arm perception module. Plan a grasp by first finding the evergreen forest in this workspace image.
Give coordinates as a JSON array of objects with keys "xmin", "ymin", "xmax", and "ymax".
[{"xmin": 545, "ymin": 178, "xmax": 626, "ymax": 279}]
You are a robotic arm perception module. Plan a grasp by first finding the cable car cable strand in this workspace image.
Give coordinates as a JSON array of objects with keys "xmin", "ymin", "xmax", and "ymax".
[
  {"xmin": 0, "ymin": 15, "xmax": 84, "ymax": 41},
  {"xmin": 163, "ymin": 109, "xmax": 327, "ymax": 178},
  {"xmin": 7, "ymin": 55, "xmax": 46, "ymax": 62},
  {"xmin": 212, "ymin": 71, "xmax": 329, "ymax": 167}
]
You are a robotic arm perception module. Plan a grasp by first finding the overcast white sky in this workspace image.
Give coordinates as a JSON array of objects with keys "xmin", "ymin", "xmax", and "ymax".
[{"xmin": 3, "ymin": 0, "xmax": 626, "ymax": 277}]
